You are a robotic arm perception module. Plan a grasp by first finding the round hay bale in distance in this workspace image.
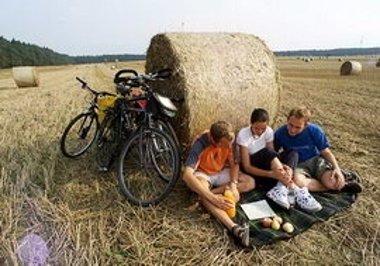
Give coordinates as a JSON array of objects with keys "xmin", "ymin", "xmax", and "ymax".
[
  {"xmin": 12, "ymin": 66, "xmax": 39, "ymax": 87},
  {"xmin": 340, "ymin": 61, "xmax": 362, "ymax": 75},
  {"xmin": 376, "ymin": 59, "xmax": 380, "ymax": 68},
  {"xmin": 145, "ymin": 32, "xmax": 281, "ymax": 145}
]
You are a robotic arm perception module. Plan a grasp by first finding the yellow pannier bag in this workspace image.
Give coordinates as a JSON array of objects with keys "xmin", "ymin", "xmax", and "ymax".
[{"xmin": 97, "ymin": 95, "xmax": 117, "ymax": 123}]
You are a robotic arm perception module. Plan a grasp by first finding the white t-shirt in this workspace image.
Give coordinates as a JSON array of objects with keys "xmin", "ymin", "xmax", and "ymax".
[{"xmin": 236, "ymin": 126, "xmax": 274, "ymax": 155}]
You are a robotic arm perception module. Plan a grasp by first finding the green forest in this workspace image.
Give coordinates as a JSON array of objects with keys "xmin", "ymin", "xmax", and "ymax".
[
  {"xmin": 0, "ymin": 37, "xmax": 74, "ymax": 68},
  {"xmin": 0, "ymin": 36, "xmax": 145, "ymax": 69}
]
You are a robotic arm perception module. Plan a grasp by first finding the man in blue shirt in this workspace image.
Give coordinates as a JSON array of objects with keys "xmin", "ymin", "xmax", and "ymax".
[{"xmin": 274, "ymin": 106, "xmax": 361, "ymax": 193}]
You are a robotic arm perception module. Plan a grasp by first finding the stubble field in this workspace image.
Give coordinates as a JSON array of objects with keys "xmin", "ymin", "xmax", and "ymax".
[{"xmin": 0, "ymin": 57, "xmax": 379, "ymax": 265}]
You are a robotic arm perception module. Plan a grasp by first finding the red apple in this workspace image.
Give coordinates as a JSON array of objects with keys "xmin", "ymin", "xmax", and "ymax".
[{"xmin": 261, "ymin": 218, "xmax": 273, "ymax": 228}]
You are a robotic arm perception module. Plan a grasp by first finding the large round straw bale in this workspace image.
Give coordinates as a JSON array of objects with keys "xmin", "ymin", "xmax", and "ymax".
[
  {"xmin": 145, "ymin": 32, "xmax": 281, "ymax": 145},
  {"xmin": 340, "ymin": 61, "xmax": 362, "ymax": 75},
  {"xmin": 12, "ymin": 66, "xmax": 39, "ymax": 87},
  {"xmin": 376, "ymin": 60, "xmax": 380, "ymax": 68}
]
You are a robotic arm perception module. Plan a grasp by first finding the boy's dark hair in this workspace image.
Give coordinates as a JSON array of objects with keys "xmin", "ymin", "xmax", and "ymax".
[
  {"xmin": 250, "ymin": 108, "xmax": 269, "ymax": 124},
  {"xmin": 210, "ymin": 121, "xmax": 233, "ymax": 143}
]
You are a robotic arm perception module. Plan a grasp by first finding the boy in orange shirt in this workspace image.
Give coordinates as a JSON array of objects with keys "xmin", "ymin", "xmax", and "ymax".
[{"xmin": 182, "ymin": 121, "xmax": 255, "ymax": 247}]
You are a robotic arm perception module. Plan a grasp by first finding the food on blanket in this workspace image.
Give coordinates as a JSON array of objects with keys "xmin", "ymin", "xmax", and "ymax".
[
  {"xmin": 224, "ymin": 187, "xmax": 236, "ymax": 218},
  {"xmin": 271, "ymin": 220, "xmax": 281, "ymax": 230},
  {"xmin": 261, "ymin": 218, "xmax": 273, "ymax": 228},
  {"xmin": 282, "ymin": 222, "xmax": 294, "ymax": 233},
  {"xmin": 273, "ymin": 216, "xmax": 283, "ymax": 225}
]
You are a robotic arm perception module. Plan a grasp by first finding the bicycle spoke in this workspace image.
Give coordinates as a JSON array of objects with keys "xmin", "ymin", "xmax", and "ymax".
[{"xmin": 61, "ymin": 113, "xmax": 98, "ymax": 158}]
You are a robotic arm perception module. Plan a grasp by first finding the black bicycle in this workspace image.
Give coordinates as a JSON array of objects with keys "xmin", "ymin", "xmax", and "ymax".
[
  {"xmin": 113, "ymin": 69, "xmax": 181, "ymax": 206},
  {"xmin": 60, "ymin": 77, "xmax": 118, "ymax": 158},
  {"xmin": 113, "ymin": 69, "xmax": 181, "ymax": 153}
]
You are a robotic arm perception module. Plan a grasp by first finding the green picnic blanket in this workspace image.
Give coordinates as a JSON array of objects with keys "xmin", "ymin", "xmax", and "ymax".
[{"xmin": 236, "ymin": 170, "xmax": 360, "ymax": 247}]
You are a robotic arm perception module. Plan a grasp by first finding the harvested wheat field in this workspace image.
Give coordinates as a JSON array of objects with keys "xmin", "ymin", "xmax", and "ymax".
[{"xmin": 0, "ymin": 58, "xmax": 379, "ymax": 265}]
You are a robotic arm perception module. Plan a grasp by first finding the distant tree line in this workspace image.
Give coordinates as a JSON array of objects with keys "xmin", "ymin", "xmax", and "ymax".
[
  {"xmin": 0, "ymin": 36, "xmax": 74, "ymax": 68},
  {"xmin": 74, "ymin": 54, "xmax": 145, "ymax": 64},
  {"xmin": 0, "ymin": 36, "xmax": 145, "ymax": 69},
  {"xmin": 275, "ymin": 47, "xmax": 380, "ymax": 57}
]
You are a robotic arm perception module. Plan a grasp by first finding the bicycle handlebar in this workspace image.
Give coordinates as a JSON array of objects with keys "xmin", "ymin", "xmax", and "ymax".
[
  {"xmin": 75, "ymin": 76, "xmax": 115, "ymax": 97},
  {"xmin": 76, "ymin": 77, "xmax": 87, "ymax": 88},
  {"xmin": 114, "ymin": 68, "xmax": 172, "ymax": 88},
  {"xmin": 113, "ymin": 69, "xmax": 138, "ymax": 84}
]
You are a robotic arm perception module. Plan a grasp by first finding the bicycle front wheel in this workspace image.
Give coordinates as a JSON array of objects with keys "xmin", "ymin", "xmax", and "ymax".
[
  {"xmin": 60, "ymin": 112, "xmax": 98, "ymax": 158},
  {"xmin": 117, "ymin": 127, "xmax": 180, "ymax": 206}
]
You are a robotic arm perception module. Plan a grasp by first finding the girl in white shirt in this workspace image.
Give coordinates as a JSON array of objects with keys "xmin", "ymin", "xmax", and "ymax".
[{"xmin": 236, "ymin": 108, "xmax": 294, "ymax": 188}]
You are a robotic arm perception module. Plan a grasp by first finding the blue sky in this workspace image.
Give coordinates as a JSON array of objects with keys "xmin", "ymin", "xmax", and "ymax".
[{"xmin": 1, "ymin": 0, "xmax": 379, "ymax": 56}]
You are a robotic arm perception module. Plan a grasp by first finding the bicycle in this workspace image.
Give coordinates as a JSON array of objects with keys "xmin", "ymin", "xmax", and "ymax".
[
  {"xmin": 113, "ymin": 68, "xmax": 182, "ymax": 153},
  {"xmin": 113, "ymin": 69, "xmax": 181, "ymax": 206},
  {"xmin": 60, "ymin": 77, "xmax": 119, "ymax": 158}
]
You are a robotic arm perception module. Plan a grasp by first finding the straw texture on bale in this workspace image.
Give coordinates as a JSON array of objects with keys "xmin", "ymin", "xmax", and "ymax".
[
  {"xmin": 145, "ymin": 32, "xmax": 281, "ymax": 145},
  {"xmin": 12, "ymin": 66, "xmax": 39, "ymax": 88},
  {"xmin": 340, "ymin": 61, "xmax": 362, "ymax": 75}
]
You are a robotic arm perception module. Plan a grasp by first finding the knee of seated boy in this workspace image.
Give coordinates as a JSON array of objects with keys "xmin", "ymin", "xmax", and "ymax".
[{"xmin": 320, "ymin": 171, "xmax": 340, "ymax": 190}]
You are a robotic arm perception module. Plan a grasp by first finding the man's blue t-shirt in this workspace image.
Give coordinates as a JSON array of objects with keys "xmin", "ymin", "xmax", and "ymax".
[{"xmin": 274, "ymin": 123, "xmax": 330, "ymax": 163}]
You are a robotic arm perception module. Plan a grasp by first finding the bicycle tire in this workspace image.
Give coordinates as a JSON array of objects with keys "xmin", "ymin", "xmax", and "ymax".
[
  {"xmin": 60, "ymin": 112, "xmax": 98, "ymax": 158},
  {"xmin": 117, "ymin": 127, "xmax": 180, "ymax": 206}
]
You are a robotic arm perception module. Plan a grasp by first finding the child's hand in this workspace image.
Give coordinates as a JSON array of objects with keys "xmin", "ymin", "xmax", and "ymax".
[
  {"xmin": 272, "ymin": 168, "xmax": 292, "ymax": 185},
  {"xmin": 281, "ymin": 165, "xmax": 293, "ymax": 186},
  {"xmin": 332, "ymin": 168, "xmax": 345, "ymax": 190},
  {"xmin": 210, "ymin": 194, "xmax": 234, "ymax": 210},
  {"xmin": 283, "ymin": 164, "xmax": 293, "ymax": 180}
]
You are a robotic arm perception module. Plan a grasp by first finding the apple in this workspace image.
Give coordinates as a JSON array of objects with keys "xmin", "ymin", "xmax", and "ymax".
[
  {"xmin": 282, "ymin": 222, "xmax": 294, "ymax": 233},
  {"xmin": 273, "ymin": 216, "xmax": 283, "ymax": 225},
  {"xmin": 261, "ymin": 218, "xmax": 273, "ymax": 228},
  {"xmin": 271, "ymin": 220, "xmax": 280, "ymax": 230}
]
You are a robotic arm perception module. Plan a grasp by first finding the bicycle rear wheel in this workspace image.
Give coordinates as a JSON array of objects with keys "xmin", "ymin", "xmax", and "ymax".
[
  {"xmin": 117, "ymin": 127, "xmax": 180, "ymax": 206},
  {"xmin": 60, "ymin": 112, "xmax": 98, "ymax": 158}
]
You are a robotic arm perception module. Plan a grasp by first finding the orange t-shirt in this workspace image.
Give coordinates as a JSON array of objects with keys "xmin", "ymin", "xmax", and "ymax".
[{"xmin": 197, "ymin": 144, "xmax": 233, "ymax": 175}]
